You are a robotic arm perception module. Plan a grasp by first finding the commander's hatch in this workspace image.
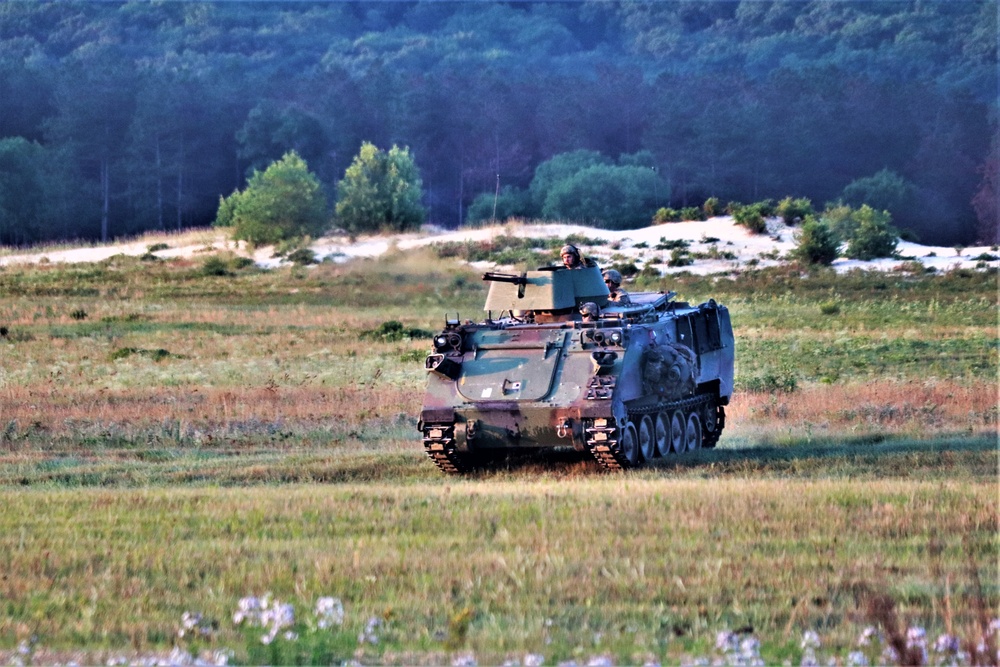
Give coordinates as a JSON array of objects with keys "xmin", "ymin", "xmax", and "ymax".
[{"xmin": 457, "ymin": 329, "xmax": 567, "ymax": 402}]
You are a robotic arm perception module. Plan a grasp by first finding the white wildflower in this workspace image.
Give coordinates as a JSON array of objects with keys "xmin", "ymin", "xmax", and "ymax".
[
  {"xmin": 801, "ymin": 630, "xmax": 821, "ymax": 650},
  {"xmin": 358, "ymin": 616, "xmax": 381, "ymax": 645},
  {"xmin": 315, "ymin": 596, "xmax": 345, "ymax": 629},
  {"xmin": 524, "ymin": 654, "xmax": 545, "ymax": 667},
  {"xmin": 879, "ymin": 646, "xmax": 899, "ymax": 665},
  {"xmin": 716, "ymin": 630, "xmax": 738, "ymax": 653},
  {"xmin": 846, "ymin": 651, "xmax": 868, "ymax": 667},
  {"xmin": 933, "ymin": 633, "xmax": 960, "ymax": 654},
  {"xmin": 585, "ymin": 656, "xmax": 614, "ymax": 667},
  {"xmin": 857, "ymin": 626, "xmax": 879, "ymax": 647},
  {"xmin": 452, "ymin": 652, "xmax": 478, "ymax": 667},
  {"xmin": 906, "ymin": 626, "xmax": 928, "ymax": 664}
]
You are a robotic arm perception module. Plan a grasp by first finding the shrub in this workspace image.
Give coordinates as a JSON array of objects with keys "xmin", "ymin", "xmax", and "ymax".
[
  {"xmin": 336, "ymin": 143, "xmax": 425, "ymax": 234},
  {"xmin": 845, "ymin": 205, "xmax": 899, "ymax": 260},
  {"xmin": 286, "ymin": 248, "xmax": 317, "ymax": 265},
  {"xmin": 679, "ymin": 206, "xmax": 703, "ymax": 221},
  {"xmin": 791, "ymin": 216, "xmax": 840, "ymax": 265},
  {"xmin": 741, "ymin": 369, "xmax": 798, "ymax": 393},
  {"xmin": 69, "ymin": 308, "xmax": 88, "ymax": 321},
  {"xmin": 667, "ymin": 248, "xmax": 693, "ymax": 267},
  {"xmin": 702, "ymin": 197, "xmax": 721, "ymax": 217},
  {"xmin": 653, "ymin": 207, "xmax": 679, "ymax": 223},
  {"xmin": 608, "ymin": 261, "xmax": 639, "ymax": 277},
  {"xmin": 361, "ymin": 320, "xmax": 432, "ymax": 342},
  {"xmin": 733, "ymin": 204, "xmax": 767, "ymax": 234},
  {"xmin": 466, "ymin": 186, "xmax": 532, "ymax": 224},
  {"xmin": 223, "ymin": 151, "xmax": 329, "ymax": 246},
  {"xmin": 655, "ymin": 238, "xmax": 690, "ymax": 251},
  {"xmin": 819, "ymin": 300, "xmax": 841, "ymax": 315},
  {"xmin": 529, "ymin": 149, "xmax": 610, "ymax": 212},
  {"xmin": 841, "ymin": 168, "xmax": 915, "ymax": 222},
  {"xmin": 201, "ymin": 256, "xmax": 230, "ymax": 276},
  {"xmin": 541, "ymin": 164, "xmax": 663, "ymax": 230},
  {"xmin": 775, "ymin": 196, "xmax": 814, "ymax": 224}
]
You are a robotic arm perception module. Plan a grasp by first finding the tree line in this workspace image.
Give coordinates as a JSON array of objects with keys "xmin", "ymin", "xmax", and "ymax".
[{"xmin": 0, "ymin": 1, "xmax": 995, "ymax": 247}]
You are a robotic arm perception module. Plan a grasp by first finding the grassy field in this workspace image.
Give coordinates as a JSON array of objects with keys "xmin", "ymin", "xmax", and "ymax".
[{"xmin": 0, "ymin": 247, "xmax": 997, "ymax": 665}]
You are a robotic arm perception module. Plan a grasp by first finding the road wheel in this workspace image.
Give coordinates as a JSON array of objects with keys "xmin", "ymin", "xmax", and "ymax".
[
  {"xmin": 654, "ymin": 411, "xmax": 671, "ymax": 457},
  {"xmin": 637, "ymin": 415, "xmax": 656, "ymax": 461},
  {"xmin": 686, "ymin": 411, "xmax": 703, "ymax": 451},
  {"xmin": 670, "ymin": 410, "xmax": 686, "ymax": 453},
  {"xmin": 620, "ymin": 422, "xmax": 640, "ymax": 467}
]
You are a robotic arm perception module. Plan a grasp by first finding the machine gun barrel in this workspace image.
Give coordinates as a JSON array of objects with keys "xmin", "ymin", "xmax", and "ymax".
[{"xmin": 482, "ymin": 271, "xmax": 528, "ymax": 285}]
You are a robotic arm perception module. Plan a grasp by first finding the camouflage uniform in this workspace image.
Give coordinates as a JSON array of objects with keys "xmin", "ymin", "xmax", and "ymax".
[{"xmin": 603, "ymin": 269, "xmax": 631, "ymax": 304}]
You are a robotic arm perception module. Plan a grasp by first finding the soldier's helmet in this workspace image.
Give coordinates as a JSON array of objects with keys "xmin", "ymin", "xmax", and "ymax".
[
  {"xmin": 561, "ymin": 244, "xmax": 580, "ymax": 258},
  {"xmin": 602, "ymin": 269, "xmax": 622, "ymax": 286},
  {"xmin": 579, "ymin": 302, "xmax": 600, "ymax": 320}
]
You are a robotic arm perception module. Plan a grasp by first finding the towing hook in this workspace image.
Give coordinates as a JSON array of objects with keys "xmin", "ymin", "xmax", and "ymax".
[{"xmin": 556, "ymin": 420, "xmax": 570, "ymax": 439}]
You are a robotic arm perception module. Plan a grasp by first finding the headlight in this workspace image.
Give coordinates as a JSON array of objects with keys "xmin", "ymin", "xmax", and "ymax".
[{"xmin": 610, "ymin": 331, "xmax": 622, "ymax": 344}]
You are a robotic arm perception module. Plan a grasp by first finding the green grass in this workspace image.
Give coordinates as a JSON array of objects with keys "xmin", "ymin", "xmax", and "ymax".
[{"xmin": 0, "ymin": 248, "xmax": 997, "ymax": 664}]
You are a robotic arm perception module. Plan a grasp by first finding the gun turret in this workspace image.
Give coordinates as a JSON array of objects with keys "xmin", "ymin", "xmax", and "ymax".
[{"xmin": 483, "ymin": 271, "xmax": 528, "ymax": 298}]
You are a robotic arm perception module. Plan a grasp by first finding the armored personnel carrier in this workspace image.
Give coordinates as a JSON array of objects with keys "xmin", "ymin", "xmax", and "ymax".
[{"xmin": 418, "ymin": 263, "xmax": 734, "ymax": 473}]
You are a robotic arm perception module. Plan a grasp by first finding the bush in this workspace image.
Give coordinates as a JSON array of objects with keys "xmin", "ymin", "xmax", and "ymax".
[
  {"xmin": 653, "ymin": 207, "xmax": 679, "ymax": 223},
  {"xmin": 466, "ymin": 186, "xmax": 532, "ymax": 224},
  {"xmin": 361, "ymin": 320, "xmax": 432, "ymax": 342},
  {"xmin": 702, "ymin": 197, "xmax": 721, "ymax": 217},
  {"xmin": 336, "ymin": 143, "xmax": 425, "ymax": 234},
  {"xmin": 845, "ymin": 205, "xmax": 899, "ymax": 260},
  {"xmin": 791, "ymin": 216, "xmax": 840, "ymax": 265},
  {"xmin": 655, "ymin": 238, "xmax": 690, "ymax": 251},
  {"xmin": 222, "ymin": 151, "xmax": 329, "ymax": 246},
  {"xmin": 541, "ymin": 164, "xmax": 663, "ymax": 230},
  {"xmin": 841, "ymin": 168, "xmax": 915, "ymax": 223},
  {"xmin": 733, "ymin": 204, "xmax": 767, "ymax": 234},
  {"xmin": 679, "ymin": 206, "xmax": 703, "ymax": 221},
  {"xmin": 529, "ymin": 149, "xmax": 610, "ymax": 212},
  {"xmin": 201, "ymin": 256, "xmax": 231, "ymax": 276},
  {"xmin": 286, "ymin": 248, "xmax": 317, "ymax": 265},
  {"xmin": 667, "ymin": 248, "xmax": 693, "ymax": 267},
  {"xmin": 775, "ymin": 196, "xmax": 814, "ymax": 224}
]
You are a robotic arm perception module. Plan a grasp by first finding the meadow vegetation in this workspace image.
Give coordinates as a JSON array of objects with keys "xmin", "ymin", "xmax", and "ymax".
[{"xmin": 0, "ymin": 246, "xmax": 996, "ymax": 665}]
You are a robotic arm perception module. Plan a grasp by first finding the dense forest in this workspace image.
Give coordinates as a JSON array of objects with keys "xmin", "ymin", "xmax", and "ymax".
[{"xmin": 0, "ymin": 1, "xmax": 996, "ymax": 246}]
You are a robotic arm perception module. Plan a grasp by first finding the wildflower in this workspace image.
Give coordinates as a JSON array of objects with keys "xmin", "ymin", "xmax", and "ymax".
[
  {"xmin": 585, "ymin": 657, "xmax": 614, "ymax": 667},
  {"xmin": 856, "ymin": 626, "xmax": 879, "ymax": 647},
  {"xmin": 233, "ymin": 596, "xmax": 264, "ymax": 625},
  {"xmin": 178, "ymin": 611, "xmax": 215, "ymax": 640},
  {"xmin": 716, "ymin": 630, "xmax": 738, "ymax": 653},
  {"xmin": 933, "ymin": 634, "xmax": 960, "ymax": 655},
  {"xmin": 315, "ymin": 597, "xmax": 345, "ymax": 629},
  {"xmin": 801, "ymin": 630, "xmax": 821, "ymax": 650},
  {"xmin": 906, "ymin": 626, "xmax": 928, "ymax": 664},
  {"xmin": 524, "ymin": 654, "xmax": 545, "ymax": 667},
  {"xmin": 846, "ymin": 651, "xmax": 868, "ymax": 667},
  {"xmin": 879, "ymin": 646, "xmax": 899, "ymax": 665},
  {"xmin": 452, "ymin": 653, "xmax": 478, "ymax": 667},
  {"xmin": 359, "ymin": 616, "xmax": 381, "ymax": 645}
]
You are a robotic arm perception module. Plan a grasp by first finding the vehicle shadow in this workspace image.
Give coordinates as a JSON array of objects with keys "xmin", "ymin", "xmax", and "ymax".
[{"xmin": 463, "ymin": 432, "xmax": 994, "ymax": 478}]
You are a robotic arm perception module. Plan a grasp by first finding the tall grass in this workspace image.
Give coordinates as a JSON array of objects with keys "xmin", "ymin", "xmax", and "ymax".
[
  {"xmin": 0, "ymin": 248, "xmax": 996, "ymax": 663},
  {"xmin": 0, "ymin": 476, "xmax": 995, "ymax": 664}
]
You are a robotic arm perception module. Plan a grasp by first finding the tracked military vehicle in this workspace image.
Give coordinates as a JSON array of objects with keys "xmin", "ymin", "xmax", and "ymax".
[{"xmin": 418, "ymin": 263, "xmax": 734, "ymax": 473}]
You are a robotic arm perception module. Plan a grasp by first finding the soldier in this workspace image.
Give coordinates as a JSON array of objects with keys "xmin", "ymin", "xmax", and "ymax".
[
  {"xmin": 561, "ymin": 244, "xmax": 584, "ymax": 269},
  {"xmin": 602, "ymin": 269, "xmax": 631, "ymax": 304},
  {"xmin": 561, "ymin": 244, "xmax": 599, "ymax": 269},
  {"xmin": 579, "ymin": 302, "xmax": 601, "ymax": 322}
]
